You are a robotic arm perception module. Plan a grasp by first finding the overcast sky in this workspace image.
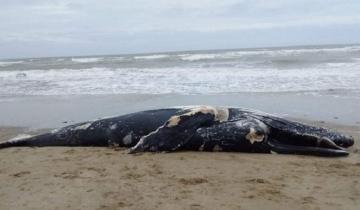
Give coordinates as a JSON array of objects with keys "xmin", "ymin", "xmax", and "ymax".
[{"xmin": 1, "ymin": 0, "xmax": 360, "ymax": 59}]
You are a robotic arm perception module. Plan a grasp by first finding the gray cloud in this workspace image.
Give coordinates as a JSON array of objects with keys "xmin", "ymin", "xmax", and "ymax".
[{"xmin": 1, "ymin": 0, "xmax": 360, "ymax": 59}]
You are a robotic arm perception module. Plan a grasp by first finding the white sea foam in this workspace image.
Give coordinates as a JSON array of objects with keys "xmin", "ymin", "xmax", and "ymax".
[
  {"xmin": 71, "ymin": 57, "xmax": 102, "ymax": 63},
  {"xmin": 0, "ymin": 63, "xmax": 359, "ymax": 96},
  {"xmin": 178, "ymin": 46, "xmax": 360, "ymax": 61},
  {"xmin": 0, "ymin": 60, "xmax": 24, "ymax": 67},
  {"xmin": 180, "ymin": 54, "xmax": 218, "ymax": 61},
  {"xmin": 264, "ymin": 46, "xmax": 360, "ymax": 56},
  {"xmin": 326, "ymin": 62, "xmax": 351, "ymax": 67},
  {"xmin": 134, "ymin": 54, "xmax": 169, "ymax": 60}
]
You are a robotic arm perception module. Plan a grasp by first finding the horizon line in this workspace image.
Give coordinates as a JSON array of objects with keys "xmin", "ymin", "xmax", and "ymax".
[{"xmin": 1, "ymin": 42, "xmax": 359, "ymax": 61}]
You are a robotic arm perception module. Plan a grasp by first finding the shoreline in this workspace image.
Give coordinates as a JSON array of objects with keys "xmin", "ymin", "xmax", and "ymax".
[{"xmin": 0, "ymin": 93, "xmax": 359, "ymax": 129}]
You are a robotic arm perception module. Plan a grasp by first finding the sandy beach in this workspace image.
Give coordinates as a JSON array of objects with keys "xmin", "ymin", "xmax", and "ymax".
[
  {"xmin": 0, "ymin": 103, "xmax": 359, "ymax": 210},
  {"xmin": 1, "ymin": 1, "xmax": 360, "ymax": 209}
]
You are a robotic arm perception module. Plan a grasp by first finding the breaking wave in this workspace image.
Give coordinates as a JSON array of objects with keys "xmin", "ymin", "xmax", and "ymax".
[
  {"xmin": 71, "ymin": 57, "xmax": 103, "ymax": 63},
  {"xmin": 0, "ymin": 63, "xmax": 359, "ymax": 96},
  {"xmin": 0, "ymin": 45, "xmax": 359, "ymax": 96}
]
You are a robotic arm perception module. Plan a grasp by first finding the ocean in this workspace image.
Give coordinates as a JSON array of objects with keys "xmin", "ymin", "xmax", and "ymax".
[{"xmin": 1, "ymin": 44, "xmax": 360, "ymax": 97}]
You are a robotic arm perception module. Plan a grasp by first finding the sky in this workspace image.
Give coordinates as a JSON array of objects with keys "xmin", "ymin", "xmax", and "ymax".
[{"xmin": 1, "ymin": 0, "xmax": 360, "ymax": 59}]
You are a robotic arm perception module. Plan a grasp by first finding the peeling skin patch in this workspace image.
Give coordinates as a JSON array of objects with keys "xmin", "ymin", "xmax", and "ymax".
[
  {"xmin": 123, "ymin": 132, "xmax": 133, "ymax": 145},
  {"xmin": 213, "ymin": 144, "xmax": 222, "ymax": 152},
  {"xmin": 110, "ymin": 124, "xmax": 117, "ymax": 130},
  {"xmin": 198, "ymin": 144, "xmax": 205, "ymax": 151},
  {"xmin": 131, "ymin": 125, "xmax": 165, "ymax": 152},
  {"xmin": 51, "ymin": 128, "xmax": 60, "ymax": 134},
  {"xmin": 246, "ymin": 127, "xmax": 265, "ymax": 144},
  {"xmin": 167, "ymin": 116, "xmax": 181, "ymax": 127},
  {"xmin": 215, "ymin": 106, "xmax": 229, "ymax": 123},
  {"xmin": 253, "ymin": 119, "xmax": 269, "ymax": 134},
  {"xmin": 109, "ymin": 141, "xmax": 120, "ymax": 147},
  {"xmin": 167, "ymin": 105, "xmax": 229, "ymax": 127},
  {"xmin": 236, "ymin": 119, "xmax": 269, "ymax": 132},
  {"xmin": 75, "ymin": 122, "xmax": 92, "ymax": 130}
]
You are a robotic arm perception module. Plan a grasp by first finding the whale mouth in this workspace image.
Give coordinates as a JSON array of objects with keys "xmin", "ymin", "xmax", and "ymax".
[{"xmin": 266, "ymin": 139, "xmax": 349, "ymax": 157}]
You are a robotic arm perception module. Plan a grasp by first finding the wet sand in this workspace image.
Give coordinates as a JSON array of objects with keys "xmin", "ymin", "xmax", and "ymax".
[
  {"xmin": 0, "ymin": 92, "xmax": 359, "ymax": 129},
  {"xmin": 0, "ymin": 121, "xmax": 359, "ymax": 210}
]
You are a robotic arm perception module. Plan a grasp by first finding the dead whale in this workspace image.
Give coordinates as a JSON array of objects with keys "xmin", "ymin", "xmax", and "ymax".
[{"xmin": 0, "ymin": 106, "xmax": 354, "ymax": 156}]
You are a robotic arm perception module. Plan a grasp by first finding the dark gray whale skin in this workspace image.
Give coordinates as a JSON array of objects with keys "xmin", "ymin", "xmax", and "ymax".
[{"xmin": 0, "ymin": 106, "xmax": 354, "ymax": 157}]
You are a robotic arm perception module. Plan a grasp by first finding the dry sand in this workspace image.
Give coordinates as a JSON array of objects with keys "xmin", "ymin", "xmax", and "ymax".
[{"xmin": 0, "ymin": 122, "xmax": 359, "ymax": 210}]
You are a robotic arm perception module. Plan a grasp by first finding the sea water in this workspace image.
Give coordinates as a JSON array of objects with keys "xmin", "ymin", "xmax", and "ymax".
[{"xmin": 0, "ymin": 44, "xmax": 359, "ymax": 97}]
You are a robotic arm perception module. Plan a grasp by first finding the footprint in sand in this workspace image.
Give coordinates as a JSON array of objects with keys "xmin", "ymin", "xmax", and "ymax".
[
  {"xmin": 302, "ymin": 196, "xmax": 316, "ymax": 204},
  {"xmin": 178, "ymin": 177, "xmax": 208, "ymax": 185},
  {"xmin": 55, "ymin": 167, "xmax": 107, "ymax": 179},
  {"xmin": 190, "ymin": 203, "xmax": 202, "ymax": 210},
  {"xmin": 122, "ymin": 172, "xmax": 144, "ymax": 179},
  {"xmin": 11, "ymin": 171, "xmax": 31, "ymax": 177},
  {"xmin": 245, "ymin": 178, "xmax": 270, "ymax": 184}
]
